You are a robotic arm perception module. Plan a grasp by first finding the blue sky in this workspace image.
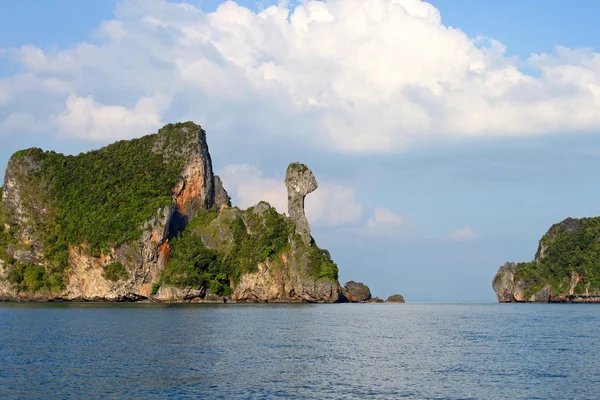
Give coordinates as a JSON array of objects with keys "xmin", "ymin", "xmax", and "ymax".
[{"xmin": 1, "ymin": 0, "xmax": 600, "ymax": 301}]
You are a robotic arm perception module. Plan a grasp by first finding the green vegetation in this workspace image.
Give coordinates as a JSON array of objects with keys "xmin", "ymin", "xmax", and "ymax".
[
  {"xmin": 222, "ymin": 203, "xmax": 295, "ymax": 282},
  {"xmin": 288, "ymin": 162, "xmax": 308, "ymax": 173},
  {"xmin": 0, "ymin": 123, "xmax": 200, "ymax": 292},
  {"xmin": 301, "ymin": 236, "xmax": 338, "ymax": 281},
  {"xmin": 161, "ymin": 205, "xmax": 294, "ymax": 295},
  {"xmin": 162, "ymin": 222, "xmax": 219, "ymax": 288},
  {"xmin": 103, "ymin": 262, "xmax": 128, "ymax": 282},
  {"xmin": 161, "ymin": 204, "xmax": 338, "ymax": 295},
  {"xmin": 20, "ymin": 133, "xmax": 184, "ymax": 257},
  {"xmin": 151, "ymin": 282, "xmax": 161, "ymax": 295},
  {"xmin": 5, "ymin": 262, "xmax": 63, "ymax": 292},
  {"xmin": 0, "ymin": 122, "xmax": 341, "ymax": 297},
  {"xmin": 0, "ymin": 197, "xmax": 13, "ymax": 262},
  {"xmin": 515, "ymin": 217, "xmax": 600, "ymax": 297}
]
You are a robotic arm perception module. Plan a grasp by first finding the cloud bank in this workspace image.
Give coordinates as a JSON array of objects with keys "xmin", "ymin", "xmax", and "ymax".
[{"xmin": 1, "ymin": 0, "xmax": 599, "ymax": 152}]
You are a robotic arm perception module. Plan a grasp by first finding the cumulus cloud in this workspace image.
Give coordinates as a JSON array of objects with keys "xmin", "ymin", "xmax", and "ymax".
[
  {"xmin": 444, "ymin": 227, "xmax": 476, "ymax": 242},
  {"xmin": 1, "ymin": 0, "xmax": 599, "ymax": 148},
  {"xmin": 54, "ymin": 94, "xmax": 170, "ymax": 141},
  {"xmin": 218, "ymin": 164, "xmax": 363, "ymax": 227},
  {"xmin": 365, "ymin": 207, "xmax": 405, "ymax": 235},
  {"xmin": 218, "ymin": 164, "xmax": 288, "ymax": 213}
]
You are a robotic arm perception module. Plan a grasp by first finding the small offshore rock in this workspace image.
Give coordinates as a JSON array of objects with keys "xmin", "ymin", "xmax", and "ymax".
[
  {"xmin": 367, "ymin": 297, "xmax": 384, "ymax": 303},
  {"xmin": 386, "ymin": 294, "xmax": 405, "ymax": 303},
  {"xmin": 344, "ymin": 281, "xmax": 371, "ymax": 302}
]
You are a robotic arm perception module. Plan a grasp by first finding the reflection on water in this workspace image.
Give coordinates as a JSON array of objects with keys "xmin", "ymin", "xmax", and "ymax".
[{"xmin": 0, "ymin": 303, "xmax": 599, "ymax": 399}]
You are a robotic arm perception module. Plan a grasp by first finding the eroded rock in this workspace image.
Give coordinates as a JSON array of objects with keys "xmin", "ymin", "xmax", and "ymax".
[
  {"xmin": 285, "ymin": 163, "xmax": 317, "ymax": 245},
  {"xmin": 368, "ymin": 297, "xmax": 385, "ymax": 303},
  {"xmin": 0, "ymin": 122, "xmax": 226, "ymax": 302},
  {"xmin": 386, "ymin": 294, "xmax": 405, "ymax": 303},
  {"xmin": 343, "ymin": 281, "xmax": 371, "ymax": 302}
]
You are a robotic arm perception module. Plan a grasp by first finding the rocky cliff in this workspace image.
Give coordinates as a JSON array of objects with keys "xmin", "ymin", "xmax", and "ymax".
[
  {"xmin": 493, "ymin": 217, "xmax": 600, "ymax": 303},
  {"xmin": 0, "ymin": 122, "xmax": 341, "ymax": 303},
  {"xmin": 155, "ymin": 166, "xmax": 342, "ymax": 303}
]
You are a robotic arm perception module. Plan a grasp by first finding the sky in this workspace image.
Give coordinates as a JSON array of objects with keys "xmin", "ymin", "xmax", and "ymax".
[{"xmin": 1, "ymin": 0, "xmax": 600, "ymax": 301}]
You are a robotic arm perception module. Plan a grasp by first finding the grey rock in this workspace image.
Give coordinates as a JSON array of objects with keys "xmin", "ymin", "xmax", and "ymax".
[
  {"xmin": 386, "ymin": 294, "xmax": 405, "ymax": 303},
  {"xmin": 492, "ymin": 262, "xmax": 518, "ymax": 303},
  {"xmin": 154, "ymin": 285, "xmax": 205, "ymax": 302},
  {"xmin": 213, "ymin": 175, "xmax": 231, "ymax": 210},
  {"xmin": 367, "ymin": 297, "xmax": 385, "ymax": 303},
  {"xmin": 492, "ymin": 262, "xmax": 552, "ymax": 303},
  {"xmin": 285, "ymin": 163, "xmax": 317, "ymax": 245},
  {"xmin": 343, "ymin": 281, "xmax": 371, "ymax": 302}
]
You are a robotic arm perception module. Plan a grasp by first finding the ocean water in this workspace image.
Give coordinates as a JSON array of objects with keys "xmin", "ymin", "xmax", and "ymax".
[{"xmin": 0, "ymin": 303, "xmax": 598, "ymax": 400}]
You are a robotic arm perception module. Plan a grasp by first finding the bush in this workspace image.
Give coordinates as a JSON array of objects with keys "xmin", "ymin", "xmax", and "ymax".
[
  {"xmin": 151, "ymin": 283, "xmax": 161, "ymax": 295},
  {"xmin": 103, "ymin": 262, "xmax": 128, "ymax": 282},
  {"xmin": 308, "ymin": 246, "xmax": 339, "ymax": 281},
  {"xmin": 162, "ymin": 204, "xmax": 339, "ymax": 293},
  {"xmin": 6, "ymin": 263, "xmax": 47, "ymax": 292},
  {"xmin": 515, "ymin": 217, "xmax": 600, "ymax": 296}
]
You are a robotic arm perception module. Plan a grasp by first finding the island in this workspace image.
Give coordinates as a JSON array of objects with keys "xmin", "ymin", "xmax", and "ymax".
[
  {"xmin": 493, "ymin": 217, "xmax": 600, "ymax": 303},
  {"xmin": 0, "ymin": 122, "xmax": 404, "ymax": 303}
]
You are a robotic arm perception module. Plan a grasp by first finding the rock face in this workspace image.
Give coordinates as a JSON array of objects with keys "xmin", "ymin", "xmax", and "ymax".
[
  {"xmin": 0, "ymin": 122, "xmax": 229, "ymax": 302},
  {"xmin": 386, "ymin": 294, "xmax": 405, "ymax": 303},
  {"xmin": 285, "ymin": 163, "xmax": 318, "ymax": 245},
  {"xmin": 493, "ymin": 261, "xmax": 598, "ymax": 303},
  {"xmin": 368, "ymin": 297, "xmax": 384, "ymax": 303},
  {"xmin": 343, "ymin": 281, "xmax": 372, "ymax": 302},
  {"xmin": 492, "ymin": 217, "xmax": 600, "ymax": 303},
  {"xmin": 0, "ymin": 124, "xmax": 343, "ymax": 303},
  {"xmin": 193, "ymin": 200, "xmax": 343, "ymax": 304},
  {"xmin": 213, "ymin": 175, "xmax": 231, "ymax": 211},
  {"xmin": 231, "ymin": 255, "xmax": 342, "ymax": 303}
]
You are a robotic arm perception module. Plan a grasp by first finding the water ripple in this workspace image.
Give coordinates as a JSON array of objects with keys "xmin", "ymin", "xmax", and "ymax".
[{"xmin": 0, "ymin": 303, "xmax": 599, "ymax": 399}]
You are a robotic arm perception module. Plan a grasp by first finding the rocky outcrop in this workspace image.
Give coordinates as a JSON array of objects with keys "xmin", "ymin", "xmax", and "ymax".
[
  {"xmin": 206, "ymin": 162, "xmax": 343, "ymax": 303},
  {"xmin": 153, "ymin": 286, "xmax": 228, "ymax": 303},
  {"xmin": 343, "ymin": 281, "xmax": 371, "ymax": 302},
  {"xmin": 0, "ymin": 122, "xmax": 230, "ymax": 302},
  {"xmin": 493, "ymin": 262, "xmax": 600, "ymax": 303},
  {"xmin": 386, "ymin": 294, "xmax": 405, "ymax": 303},
  {"xmin": 0, "ymin": 124, "xmax": 345, "ymax": 303},
  {"xmin": 1, "ymin": 153, "xmax": 47, "ymax": 267},
  {"xmin": 213, "ymin": 175, "xmax": 231, "ymax": 211},
  {"xmin": 285, "ymin": 163, "xmax": 318, "ymax": 245},
  {"xmin": 492, "ymin": 262, "xmax": 520, "ymax": 303},
  {"xmin": 194, "ymin": 190, "xmax": 343, "ymax": 303},
  {"xmin": 368, "ymin": 297, "xmax": 384, "ymax": 303},
  {"xmin": 492, "ymin": 216, "xmax": 600, "ymax": 303},
  {"xmin": 231, "ymin": 247, "xmax": 342, "ymax": 303}
]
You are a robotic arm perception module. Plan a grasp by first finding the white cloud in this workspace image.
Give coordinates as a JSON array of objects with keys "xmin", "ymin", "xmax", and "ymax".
[
  {"xmin": 1, "ymin": 0, "xmax": 599, "ymax": 148},
  {"xmin": 444, "ymin": 227, "xmax": 476, "ymax": 242},
  {"xmin": 365, "ymin": 207, "xmax": 405, "ymax": 235},
  {"xmin": 219, "ymin": 164, "xmax": 288, "ymax": 213},
  {"xmin": 305, "ymin": 183, "xmax": 364, "ymax": 227},
  {"xmin": 95, "ymin": 20, "xmax": 127, "ymax": 40},
  {"xmin": 54, "ymin": 94, "xmax": 170, "ymax": 141},
  {"xmin": 0, "ymin": 113, "xmax": 43, "ymax": 135},
  {"xmin": 218, "ymin": 164, "xmax": 363, "ymax": 227}
]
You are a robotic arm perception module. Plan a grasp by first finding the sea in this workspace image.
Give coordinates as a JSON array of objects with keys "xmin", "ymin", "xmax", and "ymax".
[{"xmin": 0, "ymin": 302, "xmax": 598, "ymax": 399}]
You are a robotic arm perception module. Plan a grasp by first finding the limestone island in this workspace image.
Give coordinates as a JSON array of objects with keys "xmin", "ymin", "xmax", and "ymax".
[
  {"xmin": 0, "ymin": 122, "xmax": 404, "ymax": 304},
  {"xmin": 493, "ymin": 217, "xmax": 600, "ymax": 303}
]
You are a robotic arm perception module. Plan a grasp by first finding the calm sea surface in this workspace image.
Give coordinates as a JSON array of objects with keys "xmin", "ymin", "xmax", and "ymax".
[{"xmin": 0, "ymin": 303, "xmax": 598, "ymax": 399}]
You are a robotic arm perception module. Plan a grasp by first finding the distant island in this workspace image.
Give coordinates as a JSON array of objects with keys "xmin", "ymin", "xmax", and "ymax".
[
  {"xmin": 493, "ymin": 217, "xmax": 600, "ymax": 303},
  {"xmin": 0, "ymin": 122, "xmax": 403, "ymax": 303}
]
